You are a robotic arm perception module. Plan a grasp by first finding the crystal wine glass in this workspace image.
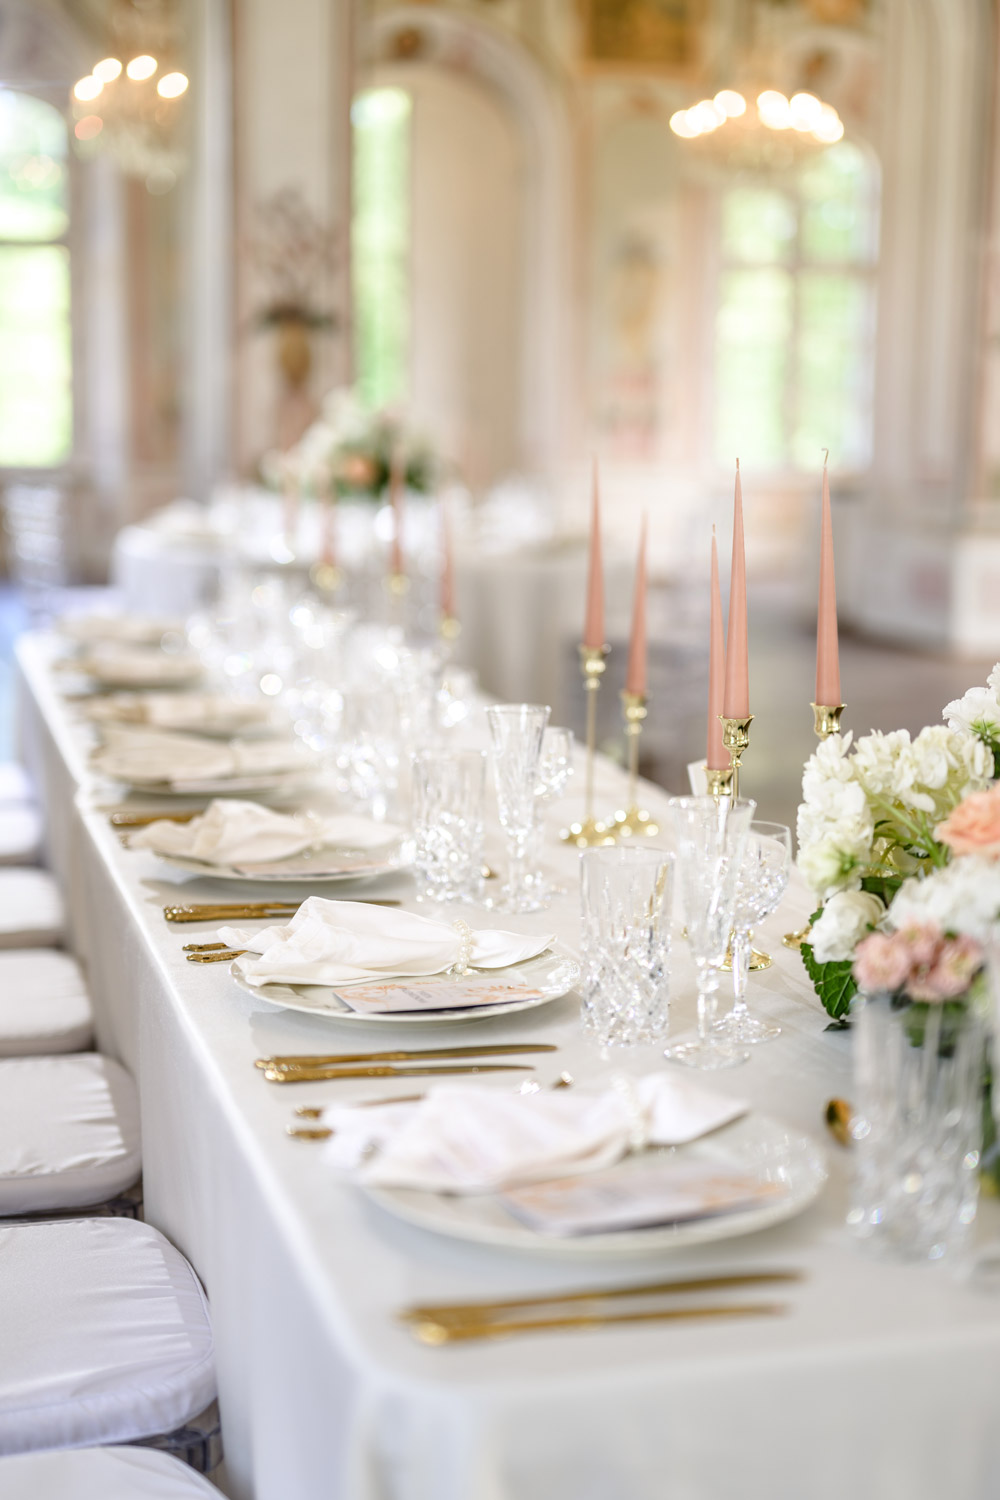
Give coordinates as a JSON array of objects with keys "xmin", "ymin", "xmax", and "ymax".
[
  {"xmin": 663, "ymin": 794, "xmax": 756, "ymax": 1070},
  {"xmin": 486, "ymin": 703, "xmax": 550, "ymax": 913},
  {"xmin": 527, "ymin": 727, "xmax": 575, "ymax": 902},
  {"xmin": 714, "ymin": 821, "xmax": 791, "ymax": 1045}
]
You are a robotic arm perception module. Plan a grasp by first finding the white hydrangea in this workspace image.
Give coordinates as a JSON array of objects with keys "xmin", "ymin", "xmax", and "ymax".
[
  {"xmin": 887, "ymin": 855, "xmax": 1000, "ymax": 942},
  {"xmin": 850, "ymin": 729, "xmax": 912, "ymax": 798},
  {"xmin": 808, "ymin": 890, "xmax": 885, "ymax": 964},
  {"xmin": 797, "ymin": 820, "xmax": 873, "ymax": 898},
  {"xmin": 944, "ymin": 683, "xmax": 1000, "ymax": 741},
  {"xmin": 891, "ymin": 725, "xmax": 990, "ymax": 814}
]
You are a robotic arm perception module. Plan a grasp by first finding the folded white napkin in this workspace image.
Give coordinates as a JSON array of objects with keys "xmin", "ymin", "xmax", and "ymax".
[
  {"xmin": 62, "ymin": 614, "xmax": 184, "ymax": 645},
  {"xmin": 92, "ymin": 729, "xmax": 311, "ymax": 786},
  {"xmin": 321, "ymin": 1073, "xmax": 747, "ymax": 1193},
  {"xmin": 223, "ymin": 896, "xmax": 552, "ymax": 989},
  {"xmin": 88, "ymin": 692, "xmax": 278, "ymax": 735},
  {"xmin": 132, "ymin": 799, "xmax": 404, "ymax": 865},
  {"xmin": 80, "ymin": 644, "xmax": 202, "ymax": 685}
]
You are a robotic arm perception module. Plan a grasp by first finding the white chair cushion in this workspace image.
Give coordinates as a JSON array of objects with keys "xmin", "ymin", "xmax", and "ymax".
[
  {"xmin": 0, "ymin": 1054, "xmax": 141, "ymax": 1213},
  {"xmin": 0, "ymin": 1219, "xmax": 215, "ymax": 1454},
  {"xmin": 0, "ymin": 950, "xmax": 92, "ymax": 1055},
  {"xmin": 0, "ymin": 1446, "xmax": 221, "ymax": 1498},
  {"xmin": 0, "ymin": 764, "xmax": 33, "ymax": 804},
  {"xmin": 0, "ymin": 869, "xmax": 64, "ymax": 948},
  {"xmin": 0, "ymin": 806, "xmax": 42, "ymax": 866}
]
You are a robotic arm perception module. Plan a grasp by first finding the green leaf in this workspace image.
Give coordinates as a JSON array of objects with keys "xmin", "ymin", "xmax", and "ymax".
[{"xmin": 800, "ymin": 934, "xmax": 858, "ymax": 1021}]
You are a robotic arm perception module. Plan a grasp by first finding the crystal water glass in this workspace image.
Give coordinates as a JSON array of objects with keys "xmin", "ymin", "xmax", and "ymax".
[
  {"xmin": 486, "ymin": 703, "xmax": 550, "ymax": 913},
  {"xmin": 411, "ymin": 749, "xmax": 486, "ymax": 903},
  {"xmin": 528, "ymin": 727, "xmax": 575, "ymax": 901},
  {"xmin": 715, "ymin": 821, "xmax": 790, "ymax": 1046},
  {"xmin": 580, "ymin": 846, "xmax": 674, "ymax": 1052},
  {"xmin": 663, "ymin": 795, "xmax": 756, "ymax": 1070},
  {"xmin": 848, "ymin": 992, "xmax": 986, "ymax": 1262}
]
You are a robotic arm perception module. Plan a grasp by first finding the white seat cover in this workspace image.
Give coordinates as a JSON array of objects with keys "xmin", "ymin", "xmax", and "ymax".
[
  {"xmin": 0, "ymin": 869, "xmax": 63, "ymax": 948},
  {"xmin": 0, "ymin": 806, "xmax": 42, "ymax": 866},
  {"xmin": 0, "ymin": 1446, "xmax": 221, "ymax": 1498},
  {"xmin": 0, "ymin": 950, "xmax": 93, "ymax": 1055},
  {"xmin": 0, "ymin": 764, "xmax": 32, "ymax": 804},
  {"xmin": 0, "ymin": 1054, "xmax": 141, "ymax": 1213},
  {"xmin": 0, "ymin": 1219, "xmax": 215, "ymax": 1454}
]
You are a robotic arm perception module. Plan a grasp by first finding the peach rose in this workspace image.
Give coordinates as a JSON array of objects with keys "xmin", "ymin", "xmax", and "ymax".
[
  {"xmin": 936, "ymin": 784, "xmax": 1000, "ymax": 858},
  {"xmin": 908, "ymin": 934, "xmax": 983, "ymax": 1001}
]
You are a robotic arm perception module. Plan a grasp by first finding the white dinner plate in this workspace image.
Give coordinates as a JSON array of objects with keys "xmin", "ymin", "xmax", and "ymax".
[
  {"xmin": 365, "ymin": 1113, "xmax": 827, "ymax": 1257},
  {"xmin": 229, "ymin": 949, "xmax": 581, "ymax": 1025},
  {"xmin": 85, "ymin": 695, "xmax": 287, "ymax": 740},
  {"xmin": 90, "ymin": 760, "xmax": 314, "ymax": 799},
  {"xmin": 151, "ymin": 839, "xmax": 413, "ymax": 883},
  {"xmin": 75, "ymin": 656, "xmax": 203, "ymax": 689}
]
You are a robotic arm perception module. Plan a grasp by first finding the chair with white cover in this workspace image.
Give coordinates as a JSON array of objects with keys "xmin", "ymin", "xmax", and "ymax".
[
  {"xmin": 0, "ymin": 868, "xmax": 64, "ymax": 948},
  {"xmin": 0, "ymin": 1054, "xmax": 140, "ymax": 1215},
  {"xmin": 0, "ymin": 951, "xmax": 92, "ymax": 1056},
  {"xmin": 0, "ymin": 1446, "xmax": 222, "ymax": 1499},
  {"xmin": 0, "ymin": 764, "xmax": 33, "ymax": 804},
  {"xmin": 0, "ymin": 1218, "xmax": 216, "ymax": 1456},
  {"xmin": 0, "ymin": 804, "xmax": 42, "ymax": 866}
]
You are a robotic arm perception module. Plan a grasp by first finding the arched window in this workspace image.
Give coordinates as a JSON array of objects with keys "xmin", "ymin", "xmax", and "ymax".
[
  {"xmin": 352, "ymin": 87, "xmax": 411, "ymax": 410},
  {"xmin": 0, "ymin": 90, "xmax": 72, "ymax": 468},
  {"xmin": 714, "ymin": 141, "xmax": 879, "ymax": 473}
]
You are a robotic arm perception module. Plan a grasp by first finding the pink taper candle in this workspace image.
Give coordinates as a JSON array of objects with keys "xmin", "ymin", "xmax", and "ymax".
[
  {"xmin": 625, "ymin": 514, "xmax": 648, "ymax": 696},
  {"xmin": 389, "ymin": 453, "xmax": 404, "ymax": 577},
  {"xmin": 583, "ymin": 459, "xmax": 605, "ymax": 650},
  {"xmin": 707, "ymin": 525, "xmax": 728, "ymax": 769},
  {"xmin": 722, "ymin": 460, "xmax": 749, "ymax": 719},
  {"xmin": 440, "ymin": 502, "xmax": 456, "ymax": 622},
  {"xmin": 815, "ymin": 452, "xmax": 841, "ymax": 706}
]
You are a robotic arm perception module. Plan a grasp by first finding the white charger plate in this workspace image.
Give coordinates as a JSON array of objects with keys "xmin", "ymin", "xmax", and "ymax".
[
  {"xmin": 90, "ymin": 759, "xmax": 314, "ymax": 799},
  {"xmin": 151, "ymin": 839, "xmax": 413, "ymax": 883},
  {"xmin": 365, "ymin": 1113, "xmax": 827, "ymax": 1257},
  {"xmin": 229, "ymin": 949, "xmax": 580, "ymax": 1025}
]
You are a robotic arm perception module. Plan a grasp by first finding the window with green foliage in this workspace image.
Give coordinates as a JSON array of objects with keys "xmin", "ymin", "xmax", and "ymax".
[
  {"xmin": 714, "ymin": 142, "xmax": 879, "ymax": 473},
  {"xmin": 0, "ymin": 90, "xmax": 72, "ymax": 467},
  {"xmin": 352, "ymin": 87, "xmax": 411, "ymax": 411}
]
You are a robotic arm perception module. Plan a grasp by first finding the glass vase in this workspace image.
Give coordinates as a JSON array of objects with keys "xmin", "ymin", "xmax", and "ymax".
[{"xmin": 847, "ymin": 992, "xmax": 986, "ymax": 1263}]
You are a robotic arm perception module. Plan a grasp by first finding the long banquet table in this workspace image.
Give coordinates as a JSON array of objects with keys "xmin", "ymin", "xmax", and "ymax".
[{"xmin": 14, "ymin": 630, "xmax": 1000, "ymax": 1500}]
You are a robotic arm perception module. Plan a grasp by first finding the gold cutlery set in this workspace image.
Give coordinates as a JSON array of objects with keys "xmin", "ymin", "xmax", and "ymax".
[
  {"xmin": 398, "ymin": 1269, "xmax": 802, "ymax": 1345},
  {"xmin": 258, "ymin": 1040, "xmax": 556, "ymax": 1086}
]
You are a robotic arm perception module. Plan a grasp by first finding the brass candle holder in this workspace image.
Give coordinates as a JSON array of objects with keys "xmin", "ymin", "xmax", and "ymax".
[
  {"xmin": 704, "ymin": 764, "xmax": 734, "ymax": 799},
  {"xmin": 440, "ymin": 615, "xmax": 461, "ymax": 644},
  {"xmin": 719, "ymin": 714, "xmax": 754, "ymax": 802},
  {"xmin": 561, "ymin": 645, "xmax": 617, "ymax": 848},
  {"xmin": 613, "ymin": 692, "xmax": 659, "ymax": 838},
  {"xmin": 783, "ymin": 701, "xmax": 848, "ymax": 949},
  {"xmin": 309, "ymin": 562, "xmax": 343, "ymax": 595}
]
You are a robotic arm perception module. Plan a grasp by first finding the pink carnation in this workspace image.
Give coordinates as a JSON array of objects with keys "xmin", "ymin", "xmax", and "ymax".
[
  {"xmin": 908, "ymin": 935, "xmax": 983, "ymax": 1001},
  {"xmin": 936, "ymin": 784, "xmax": 1000, "ymax": 858},
  {"xmin": 853, "ymin": 931, "xmax": 913, "ymax": 994}
]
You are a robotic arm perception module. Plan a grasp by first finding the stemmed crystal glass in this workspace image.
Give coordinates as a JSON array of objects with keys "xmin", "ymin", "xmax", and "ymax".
[
  {"xmin": 527, "ymin": 727, "xmax": 575, "ymax": 902},
  {"xmin": 486, "ymin": 703, "xmax": 550, "ymax": 913},
  {"xmin": 663, "ymin": 795, "xmax": 756, "ymax": 1070},
  {"xmin": 580, "ymin": 845, "xmax": 673, "ymax": 1052},
  {"xmin": 714, "ymin": 821, "xmax": 791, "ymax": 1046}
]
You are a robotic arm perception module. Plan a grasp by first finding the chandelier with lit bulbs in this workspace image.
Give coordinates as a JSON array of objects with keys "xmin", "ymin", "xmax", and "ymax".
[
  {"xmin": 70, "ymin": 0, "xmax": 189, "ymax": 193},
  {"xmin": 670, "ymin": 87, "xmax": 843, "ymax": 151}
]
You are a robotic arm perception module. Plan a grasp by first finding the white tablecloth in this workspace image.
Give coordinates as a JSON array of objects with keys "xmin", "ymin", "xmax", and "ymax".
[{"xmin": 14, "ymin": 631, "xmax": 1000, "ymax": 1500}]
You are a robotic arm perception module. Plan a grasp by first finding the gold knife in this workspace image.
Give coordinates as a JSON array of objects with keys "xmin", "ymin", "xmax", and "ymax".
[
  {"xmin": 187, "ymin": 949, "xmax": 247, "ymax": 963},
  {"xmin": 411, "ymin": 1302, "xmax": 786, "ymax": 1345},
  {"xmin": 166, "ymin": 900, "xmax": 401, "ymax": 922},
  {"xmin": 262, "ymin": 1062, "xmax": 534, "ymax": 1083},
  {"xmin": 110, "ymin": 809, "xmax": 202, "ymax": 828},
  {"xmin": 401, "ymin": 1270, "xmax": 804, "ymax": 1324},
  {"xmin": 256, "ymin": 1043, "xmax": 558, "ymax": 1070}
]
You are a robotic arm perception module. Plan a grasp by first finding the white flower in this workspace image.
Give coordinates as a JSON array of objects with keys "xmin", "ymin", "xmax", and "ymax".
[
  {"xmin": 851, "ymin": 729, "xmax": 911, "ymax": 798},
  {"xmin": 944, "ymin": 685, "xmax": 1000, "ymax": 741},
  {"xmin": 809, "ymin": 890, "xmax": 885, "ymax": 964},
  {"xmin": 798, "ymin": 833, "xmax": 866, "ymax": 899},
  {"xmin": 888, "ymin": 856, "xmax": 1000, "ymax": 942}
]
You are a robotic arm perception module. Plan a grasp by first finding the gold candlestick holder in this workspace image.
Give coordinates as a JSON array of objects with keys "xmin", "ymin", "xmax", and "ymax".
[
  {"xmin": 561, "ymin": 645, "xmax": 617, "ymax": 848},
  {"xmin": 784, "ymin": 701, "xmax": 848, "ymax": 949},
  {"xmin": 310, "ymin": 562, "xmax": 343, "ymax": 595},
  {"xmin": 705, "ymin": 764, "xmax": 734, "ymax": 799},
  {"xmin": 719, "ymin": 714, "xmax": 754, "ymax": 802},
  {"xmin": 439, "ymin": 615, "xmax": 461, "ymax": 648},
  {"xmin": 613, "ymin": 692, "xmax": 659, "ymax": 838}
]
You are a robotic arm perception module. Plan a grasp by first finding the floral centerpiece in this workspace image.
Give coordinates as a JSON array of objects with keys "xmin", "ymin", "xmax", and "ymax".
[
  {"xmin": 282, "ymin": 388, "xmax": 441, "ymax": 500},
  {"xmin": 795, "ymin": 667, "xmax": 1000, "ymax": 1021}
]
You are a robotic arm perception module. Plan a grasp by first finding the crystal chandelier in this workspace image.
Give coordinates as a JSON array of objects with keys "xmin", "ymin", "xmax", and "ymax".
[
  {"xmin": 670, "ymin": 87, "xmax": 843, "ymax": 148},
  {"xmin": 69, "ymin": 0, "xmax": 189, "ymax": 193}
]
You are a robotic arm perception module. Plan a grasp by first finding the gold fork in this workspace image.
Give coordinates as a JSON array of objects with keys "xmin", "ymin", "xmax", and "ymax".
[{"xmin": 410, "ymin": 1302, "xmax": 787, "ymax": 1345}]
